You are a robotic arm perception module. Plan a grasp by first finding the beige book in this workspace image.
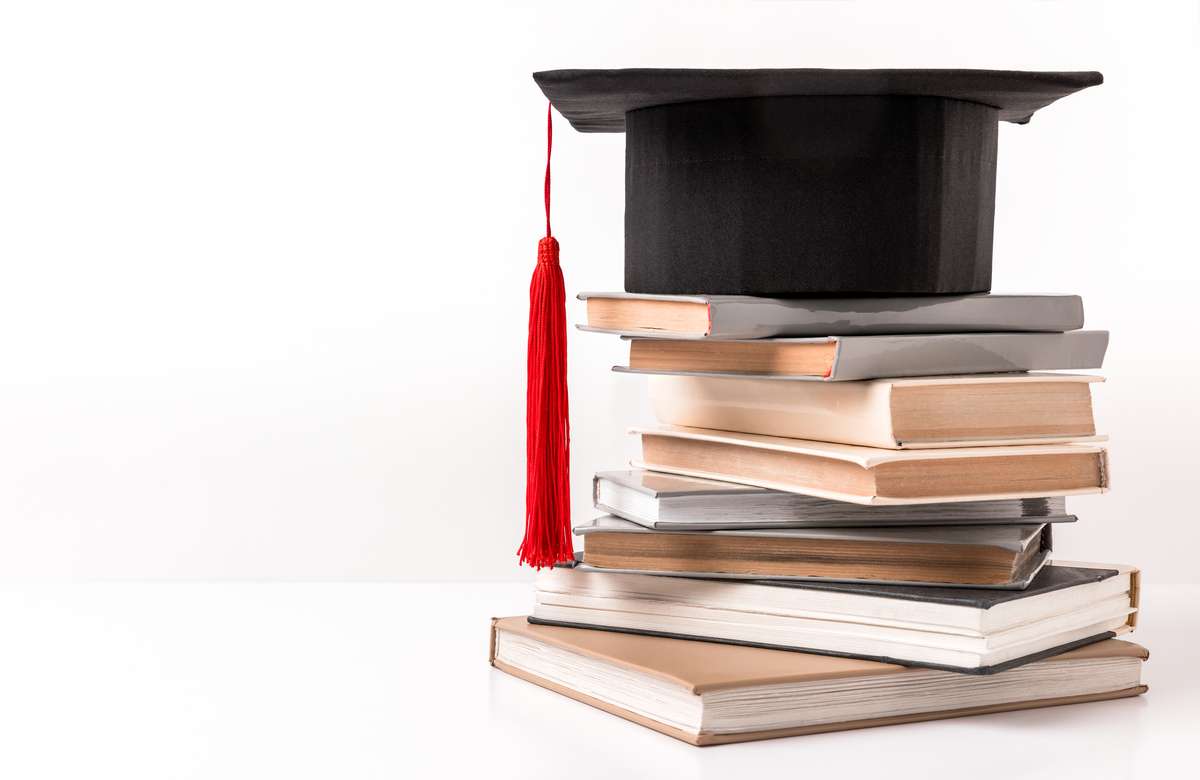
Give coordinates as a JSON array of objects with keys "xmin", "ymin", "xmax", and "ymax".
[
  {"xmin": 634, "ymin": 426, "xmax": 1108, "ymax": 505},
  {"xmin": 490, "ymin": 617, "xmax": 1148, "ymax": 746},
  {"xmin": 649, "ymin": 373, "xmax": 1103, "ymax": 449}
]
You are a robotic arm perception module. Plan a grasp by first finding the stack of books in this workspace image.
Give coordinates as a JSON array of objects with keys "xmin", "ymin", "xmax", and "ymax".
[{"xmin": 491, "ymin": 293, "xmax": 1147, "ymax": 746}]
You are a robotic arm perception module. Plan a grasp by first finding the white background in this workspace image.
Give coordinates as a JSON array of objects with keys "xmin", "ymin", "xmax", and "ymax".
[{"xmin": 1, "ymin": 0, "xmax": 1198, "ymax": 583}]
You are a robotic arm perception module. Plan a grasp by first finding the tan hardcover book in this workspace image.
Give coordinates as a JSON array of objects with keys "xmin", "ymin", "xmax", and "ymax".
[
  {"xmin": 649, "ymin": 373, "xmax": 1103, "ymax": 449},
  {"xmin": 489, "ymin": 617, "xmax": 1148, "ymax": 746},
  {"xmin": 633, "ymin": 426, "xmax": 1109, "ymax": 505}
]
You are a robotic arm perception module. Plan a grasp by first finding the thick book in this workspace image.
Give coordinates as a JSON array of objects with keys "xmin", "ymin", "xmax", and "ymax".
[
  {"xmin": 579, "ymin": 292, "xmax": 1086, "ymax": 339},
  {"xmin": 531, "ymin": 561, "xmax": 1141, "ymax": 673},
  {"xmin": 574, "ymin": 515, "xmax": 1051, "ymax": 588},
  {"xmin": 617, "ymin": 331, "xmax": 1109, "ymax": 381},
  {"xmin": 633, "ymin": 426, "xmax": 1109, "ymax": 505},
  {"xmin": 648, "ymin": 373, "xmax": 1102, "ymax": 449},
  {"xmin": 491, "ymin": 617, "xmax": 1147, "ymax": 746},
  {"xmin": 594, "ymin": 470, "xmax": 1076, "ymax": 530}
]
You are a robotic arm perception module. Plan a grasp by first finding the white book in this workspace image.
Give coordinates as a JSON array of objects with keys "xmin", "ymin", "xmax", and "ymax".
[{"xmin": 531, "ymin": 561, "xmax": 1140, "ymax": 672}]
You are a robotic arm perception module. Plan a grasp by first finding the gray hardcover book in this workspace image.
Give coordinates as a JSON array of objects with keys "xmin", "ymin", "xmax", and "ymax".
[
  {"xmin": 616, "ymin": 330, "xmax": 1109, "ymax": 381},
  {"xmin": 578, "ymin": 292, "xmax": 1085, "ymax": 339},
  {"xmin": 594, "ymin": 469, "xmax": 1075, "ymax": 529}
]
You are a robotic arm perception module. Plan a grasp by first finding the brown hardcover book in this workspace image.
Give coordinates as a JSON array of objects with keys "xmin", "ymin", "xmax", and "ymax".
[
  {"xmin": 634, "ymin": 426, "xmax": 1108, "ymax": 505},
  {"xmin": 490, "ymin": 617, "xmax": 1148, "ymax": 746},
  {"xmin": 575, "ymin": 516, "xmax": 1051, "ymax": 587}
]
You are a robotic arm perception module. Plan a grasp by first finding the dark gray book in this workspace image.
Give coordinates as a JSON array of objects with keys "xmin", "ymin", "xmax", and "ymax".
[{"xmin": 531, "ymin": 561, "xmax": 1139, "ymax": 674}]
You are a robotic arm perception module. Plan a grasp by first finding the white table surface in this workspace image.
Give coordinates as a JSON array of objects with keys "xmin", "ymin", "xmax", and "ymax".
[{"xmin": 0, "ymin": 581, "xmax": 1194, "ymax": 779}]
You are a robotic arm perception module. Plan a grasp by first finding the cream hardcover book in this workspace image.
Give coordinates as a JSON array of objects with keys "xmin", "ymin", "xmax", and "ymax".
[{"xmin": 648, "ymin": 373, "xmax": 1103, "ymax": 449}]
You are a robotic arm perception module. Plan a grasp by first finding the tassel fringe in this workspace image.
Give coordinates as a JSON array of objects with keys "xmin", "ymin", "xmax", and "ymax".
[{"xmin": 519, "ymin": 235, "xmax": 572, "ymax": 568}]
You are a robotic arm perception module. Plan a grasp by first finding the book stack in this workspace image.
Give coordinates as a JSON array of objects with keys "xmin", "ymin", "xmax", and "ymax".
[
  {"xmin": 494, "ymin": 68, "xmax": 1145, "ymax": 746},
  {"xmin": 493, "ymin": 293, "xmax": 1146, "ymax": 745}
]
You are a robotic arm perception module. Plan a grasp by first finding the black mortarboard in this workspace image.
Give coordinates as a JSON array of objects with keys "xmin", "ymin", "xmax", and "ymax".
[{"xmin": 533, "ymin": 68, "xmax": 1102, "ymax": 297}]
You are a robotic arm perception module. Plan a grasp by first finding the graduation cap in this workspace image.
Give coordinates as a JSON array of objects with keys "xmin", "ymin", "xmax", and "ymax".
[
  {"xmin": 518, "ymin": 68, "xmax": 1102, "ymax": 568},
  {"xmin": 538, "ymin": 68, "xmax": 1101, "ymax": 297}
]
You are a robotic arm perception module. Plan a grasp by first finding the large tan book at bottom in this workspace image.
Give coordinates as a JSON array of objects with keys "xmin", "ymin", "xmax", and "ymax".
[{"xmin": 489, "ymin": 617, "xmax": 1148, "ymax": 746}]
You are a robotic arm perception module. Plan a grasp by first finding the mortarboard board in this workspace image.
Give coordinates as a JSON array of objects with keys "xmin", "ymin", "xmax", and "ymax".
[
  {"xmin": 534, "ymin": 68, "xmax": 1102, "ymax": 297},
  {"xmin": 518, "ymin": 68, "xmax": 1102, "ymax": 569}
]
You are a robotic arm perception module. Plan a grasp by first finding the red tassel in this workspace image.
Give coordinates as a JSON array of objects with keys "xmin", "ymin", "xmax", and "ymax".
[{"xmin": 519, "ymin": 104, "xmax": 572, "ymax": 569}]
